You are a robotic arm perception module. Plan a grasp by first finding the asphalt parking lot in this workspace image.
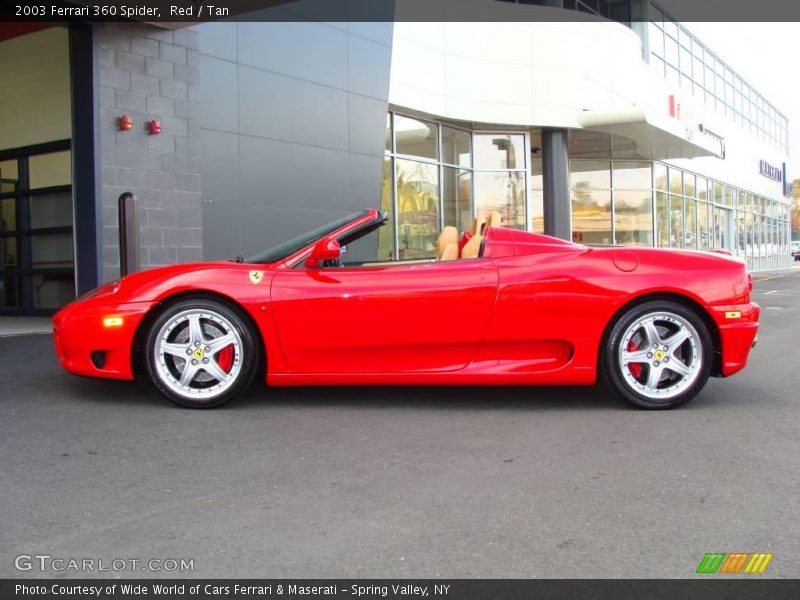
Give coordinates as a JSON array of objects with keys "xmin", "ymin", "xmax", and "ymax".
[{"xmin": 2, "ymin": 270, "xmax": 799, "ymax": 579}]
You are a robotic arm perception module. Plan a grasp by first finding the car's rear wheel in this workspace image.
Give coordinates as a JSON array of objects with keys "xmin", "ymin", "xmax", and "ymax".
[
  {"xmin": 602, "ymin": 300, "xmax": 712, "ymax": 409},
  {"xmin": 144, "ymin": 298, "xmax": 258, "ymax": 408}
]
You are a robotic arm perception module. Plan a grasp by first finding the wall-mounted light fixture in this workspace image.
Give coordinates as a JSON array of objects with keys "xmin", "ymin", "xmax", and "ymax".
[
  {"xmin": 148, "ymin": 119, "xmax": 162, "ymax": 135},
  {"xmin": 118, "ymin": 115, "xmax": 133, "ymax": 131}
]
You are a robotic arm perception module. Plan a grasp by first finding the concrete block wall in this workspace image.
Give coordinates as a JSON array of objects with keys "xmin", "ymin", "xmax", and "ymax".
[{"xmin": 96, "ymin": 22, "xmax": 202, "ymax": 283}]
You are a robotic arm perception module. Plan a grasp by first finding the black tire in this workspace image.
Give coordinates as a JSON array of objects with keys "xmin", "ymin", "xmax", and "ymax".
[
  {"xmin": 601, "ymin": 300, "xmax": 713, "ymax": 410},
  {"xmin": 144, "ymin": 298, "xmax": 259, "ymax": 408}
]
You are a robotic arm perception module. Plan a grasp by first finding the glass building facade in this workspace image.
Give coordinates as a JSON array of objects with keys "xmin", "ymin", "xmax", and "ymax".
[
  {"xmin": 382, "ymin": 110, "xmax": 791, "ymax": 271},
  {"xmin": 647, "ymin": 3, "xmax": 788, "ymax": 154},
  {"xmin": 382, "ymin": 112, "xmax": 529, "ymax": 260}
]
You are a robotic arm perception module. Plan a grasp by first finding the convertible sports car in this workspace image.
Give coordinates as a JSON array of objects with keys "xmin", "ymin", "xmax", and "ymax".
[{"xmin": 53, "ymin": 209, "xmax": 759, "ymax": 410}]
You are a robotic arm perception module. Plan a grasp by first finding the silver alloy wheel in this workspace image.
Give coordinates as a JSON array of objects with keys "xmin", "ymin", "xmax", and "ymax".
[
  {"xmin": 153, "ymin": 308, "xmax": 243, "ymax": 400},
  {"xmin": 618, "ymin": 311, "xmax": 703, "ymax": 401}
]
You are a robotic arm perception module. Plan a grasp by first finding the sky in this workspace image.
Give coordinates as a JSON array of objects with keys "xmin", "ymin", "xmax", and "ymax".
[{"xmin": 684, "ymin": 22, "xmax": 800, "ymax": 169}]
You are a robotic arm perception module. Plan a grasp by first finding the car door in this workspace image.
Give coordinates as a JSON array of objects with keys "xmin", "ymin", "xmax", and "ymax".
[{"xmin": 270, "ymin": 259, "xmax": 498, "ymax": 374}]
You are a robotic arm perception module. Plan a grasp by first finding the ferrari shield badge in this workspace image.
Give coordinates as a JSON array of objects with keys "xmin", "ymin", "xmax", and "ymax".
[{"xmin": 248, "ymin": 270, "xmax": 264, "ymax": 284}]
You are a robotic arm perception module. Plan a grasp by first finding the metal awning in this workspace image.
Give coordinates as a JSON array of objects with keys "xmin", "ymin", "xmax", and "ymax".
[{"xmin": 577, "ymin": 106, "xmax": 723, "ymax": 160}]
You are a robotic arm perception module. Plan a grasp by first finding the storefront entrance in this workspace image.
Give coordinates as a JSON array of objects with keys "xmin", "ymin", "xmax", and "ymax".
[
  {"xmin": 0, "ymin": 26, "xmax": 75, "ymax": 314},
  {"xmin": 0, "ymin": 142, "xmax": 74, "ymax": 313},
  {"xmin": 714, "ymin": 207, "xmax": 733, "ymax": 253}
]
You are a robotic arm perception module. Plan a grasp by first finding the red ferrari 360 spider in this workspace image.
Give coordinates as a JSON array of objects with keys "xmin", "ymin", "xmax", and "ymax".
[{"xmin": 53, "ymin": 209, "xmax": 758, "ymax": 409}]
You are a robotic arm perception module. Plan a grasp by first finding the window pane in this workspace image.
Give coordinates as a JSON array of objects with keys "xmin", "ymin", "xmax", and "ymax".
[
  {"xmin": 654, "ymin": 163, "xmax": 668, "ymax": 191},
  {"xmin": 696, "ymin": 177, "xmax": 707, "ymax": 201},
  {"xmin": 678, "ymin": 25, "xmax": 691, "ymax": 48},
  {"xmin": 693, "ymin": 55, "xmax": 704, "ymax": 87},
  {"xmin": 31, "ymin": 232, "xmax": 74, "ymax": 269},
  {"xmin": 683, "ymin": 173, "xmax": 696, "ymax": 198},
  {"xmin": 29, "ymin": 192, "xmax": 73, "ymax": 229},
  {"xmin": 530, "ymin": 158, "xmax": 543, "ymax": 190},
  {"xmin": 29, "ymin": 150, "xmax": 72, "ymax": 189},
  {"xmin": 0, "ymin": 274, "xmax": 20, "ymax": 308},
  {"xmin": 613, "ymin": 162, "xmax": 651, "ymax": 189},
  {"xmin": 395, "ymin": 115, "xmax": 438, "ymax": 160},
  {"xmin": 396, "ymin": 159, "xmax": 439, "ymax": 259},
  {"xmin": 698, "ymin": 201, "xmax": 710, "ymax": 249},
  {"xmin": 2, "ymin": 236, "xmax": 18, "ymax": 268},
  {"xmin": 441, "ymin": 126, "xmax": 471, "ymax": 167},
  {"xmin": 571, "ymin": 189, "xmax": 611, "ymax": 245},
  {"xmin": 384, "ymin": 113, "xmax": 392, "ymax": 153},
  {"xmin": 670, "ymin": 194, "xmax": 683, "ymax": 248},
  {"xmin": 669, "ymin": 168, "xmax": 682, "ymax": 195},
  {"xmin": 742, "ymin": 192, "xmax": 752, "ymax": 212},
  {"xmin": 474, "ymin": 171, "xmax": 526, "ymax": 230},
  {"xmin": 1, "ymin": 198, "xmax": 16, "ymax": 233},
  {"xmin": 655, "ymin": 192, "xmax": 669, "ymax": 247},
  {"xmin": 614, "ymin": 191, "xmax": 652, "ymax": 246},
  {"xmin": 378, "ymin": 157, "xmax": 395, "ymax": 261},
  {"xmin": 665, "ymin": 18, "xmax": 678, "ymax": 39},
  {"xmin": 530, "ymin": 190, "xmax": 544, "ymax": 233},
  {"xmin": 665, "ymin": 35, "xmax": 678, "ymax": 66},
  {"xmin": 474, "ymin": 134, "xmax": 525, "ymax": 170},
  {"xmin": 680, "ymin": 46, "xmax": 692, "ymax": 76},
  {"xmin": 736, "ymin": 209, "xmax": 746, "ymax": 256},
  {"xmin": 32, "ymin": 273, "xmax": 75, "ymax": 309},
  {"xmin": 443, "ymin": 167, "xmax": 472, "ymax": 233},
  {"xmin": 0, "ymin": 159, "xmax": 19, "ymax": 193},
  {"xmin": 571, "ymin": 160, "xmax": 611, "ymax": 189},
  {"xmin": 684, "ymin": 198, "xmax": 697, "ymax": 248},
  {"xmin": 649, "ymin": 22, "xmax": 664, "ymax": 56}
]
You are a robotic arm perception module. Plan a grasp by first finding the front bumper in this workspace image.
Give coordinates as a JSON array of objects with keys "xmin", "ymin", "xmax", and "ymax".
[
  {"xmin": 706, "ymin": 302, "xmax": 760, "ymax": 377},
  {"xmin": 53, "ymin": 300, "xmax": 154, "ymax": 380}
]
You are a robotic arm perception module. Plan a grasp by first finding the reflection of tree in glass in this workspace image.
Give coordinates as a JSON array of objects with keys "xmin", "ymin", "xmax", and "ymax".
[{"xmin": 572, "ymin": 181, "xmax": 599, "ymax": 210}]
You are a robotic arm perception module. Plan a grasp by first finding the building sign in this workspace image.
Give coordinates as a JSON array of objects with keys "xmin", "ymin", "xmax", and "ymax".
[
  {"xmin": 782, "ymin": 163, "xmax": 792, "ymax": 197},
  {"xmin": 759, "ymin": 160, "xmax": 783, "ymax": 183}
]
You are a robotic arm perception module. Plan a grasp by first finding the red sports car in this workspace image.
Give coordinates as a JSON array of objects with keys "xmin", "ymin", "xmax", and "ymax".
[{"xmin": 53, "ymin": 209, "xmax": 759, "ymax": 410}]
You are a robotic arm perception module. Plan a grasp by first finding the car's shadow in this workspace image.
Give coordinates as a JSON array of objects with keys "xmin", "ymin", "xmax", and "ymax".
[
  {"xmin": 61, "ymin": 375, "xmax": 632, "ymax": 412},
  {"xmin": 59, "ymin": 373, "xmax": 758, "ymax": 413}
]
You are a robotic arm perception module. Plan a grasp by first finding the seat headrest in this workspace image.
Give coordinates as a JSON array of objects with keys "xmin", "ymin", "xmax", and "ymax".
[
  {"xmin": 486, "ymin": 211, "xmax": 502, "ymax": 229},
  {"xmin": 470, "ymin": 215, "xmax": 486, "ymax": 236}
]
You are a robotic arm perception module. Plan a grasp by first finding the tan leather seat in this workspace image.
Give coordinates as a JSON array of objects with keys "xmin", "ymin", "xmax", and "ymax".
[
  {"xmin": 486, "ymin": 211, "xmax": 502, "ymax": 229},
  {"xmin": 461, "ymin": 233, "xmax": 483, "ymax": 259},
  {"xmin": 470, "ymin": 215, "xmax": 486, "ymax": 236},
  {"xmin": 439, "ymin": 243, "xmax": 459, "ymax": 261},
  {"xmin": 436, "ymin": 226, "xmax": 459, "ymax": 260}
]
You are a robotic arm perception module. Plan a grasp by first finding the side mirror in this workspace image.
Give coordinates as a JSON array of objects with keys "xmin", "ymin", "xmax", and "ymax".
[{"xmin": 305, "ymin": 238, "xmax": 341, "ymax": 268}]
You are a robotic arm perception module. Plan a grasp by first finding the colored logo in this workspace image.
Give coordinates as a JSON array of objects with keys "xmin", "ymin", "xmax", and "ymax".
[
  {"xmin": 696, "ymin": 552, "xmax": 773, "ymax": 574},
  {"xmin": 248, "ymin": 270, "xmax": 264, "ymax": 284}
]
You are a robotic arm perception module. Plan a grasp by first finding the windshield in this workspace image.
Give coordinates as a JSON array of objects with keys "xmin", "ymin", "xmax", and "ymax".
[{"xmin": 246, "ymin": 211, "xmax": 368, "ymax": 264}]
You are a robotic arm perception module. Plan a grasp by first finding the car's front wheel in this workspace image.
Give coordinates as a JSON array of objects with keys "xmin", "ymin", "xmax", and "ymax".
[
  {"xmin": 602, "ymin": 300, "xmax": 712, "ymax": 409},
  {"xmin": 144, "ymin": 298, "xmax": 258, "ymax": 408}
]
